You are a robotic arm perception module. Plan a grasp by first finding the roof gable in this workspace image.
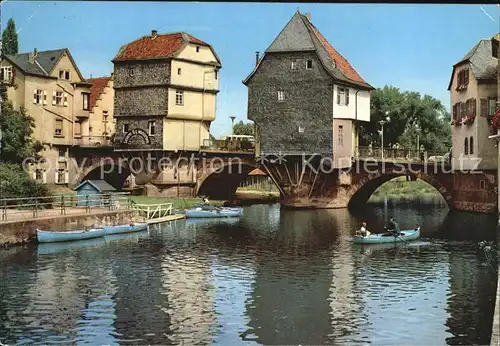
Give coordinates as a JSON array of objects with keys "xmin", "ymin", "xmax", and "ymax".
[
  {"xmin": 87, "ymin": 76, "xmax": 111, "ymax": 110},
  {"xmin": 244, "ymin": 11, "xmax": 373, "ymax": 90},
  {"xmin": 112, "ymin": 31, "xmax": 217, "ymax": 63},
  {"xmin": 4, "ymin": 48, "xmax": 85, "ymax": 81},
  {"xmin": 447, "ymin": 38, "xmax": 498, "ymax": 90},
  {"xmin": 74, "ymin": 179, "xmax": 116, "ymax": 192},
  {"xmin": 266, "ymin": 12, "xmax": 316, "ymax": 53}
]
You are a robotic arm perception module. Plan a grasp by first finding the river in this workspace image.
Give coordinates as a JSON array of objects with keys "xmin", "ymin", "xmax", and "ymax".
[{"xmin": 0, "ymin": 202, "xmax": 498, "ymax": 345}]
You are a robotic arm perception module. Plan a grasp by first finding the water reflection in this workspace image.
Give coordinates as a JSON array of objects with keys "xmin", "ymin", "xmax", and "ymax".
[{"xmin": 0, "ymin": 203, "xmax": 497, "ymax": 345}]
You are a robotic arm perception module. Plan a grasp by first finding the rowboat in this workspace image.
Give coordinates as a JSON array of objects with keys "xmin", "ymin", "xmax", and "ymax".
[
  {"xmin": 352, "ymin": 227, "xmax": 420, "ymax": 244},
  {"xmin": 185, "ymin": 207, "xmax": 243, "ymax": 218},
  {"xmin": 36, "ymin": 228, "xmax": 105, "ymax": 243},
  {"xmin": 103, "ymin": 222, "xmax": 148, "ymax": 235}
]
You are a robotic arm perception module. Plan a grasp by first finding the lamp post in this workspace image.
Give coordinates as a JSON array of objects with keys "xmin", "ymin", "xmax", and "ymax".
[
  {"xmin": 379, "ymin": 111, "xmax": 390, "ymax": 161},
  {"xmin": 230, "ymin": 116, "xmax": 236, "ymax": 135}
]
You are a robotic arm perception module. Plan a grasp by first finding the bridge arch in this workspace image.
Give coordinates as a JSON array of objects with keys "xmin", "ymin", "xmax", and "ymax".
[
  {"xmin": 196, "ymin": 158, "xmax": 258, "ymax": 200},
  {"xmin": 72, "ymin": 157, "xmax": 131, "ymax": 190},
  {"xmin": 348, "ymin": 171, "xmax": 453, "ymax": 209}
]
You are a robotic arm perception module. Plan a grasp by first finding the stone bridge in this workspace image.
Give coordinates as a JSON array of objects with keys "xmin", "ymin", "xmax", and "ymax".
[{"xmin": 68, "ymin": 146, "xmax": 497, "ymax": 213}]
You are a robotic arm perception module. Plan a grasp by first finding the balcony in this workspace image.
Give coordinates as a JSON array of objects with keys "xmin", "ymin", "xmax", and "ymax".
[{"xmin": 74, "ymin": 136, "xmax": 112, "ymax": 148}]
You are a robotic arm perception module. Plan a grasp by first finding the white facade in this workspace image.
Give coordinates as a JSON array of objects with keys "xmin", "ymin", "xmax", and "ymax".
[{"xmin": 332, "ymin": 84, "xmax": 371, "ymax": 122}]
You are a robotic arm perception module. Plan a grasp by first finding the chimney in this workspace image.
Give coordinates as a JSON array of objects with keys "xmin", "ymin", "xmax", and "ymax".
[
  {"xmin": 255, "ymin": 51, "xmax": 260, "ymax": 66},
  {"xmin": 151, "ymin": 29, "xmax": 158, "ymax": 38},
  {"xmin": 28, "ymin": 48, "xmax": 36, "ymax": 64},
  {"xmin": 305, "ymin": 13, "xmax": 311, "ymax": 22}
]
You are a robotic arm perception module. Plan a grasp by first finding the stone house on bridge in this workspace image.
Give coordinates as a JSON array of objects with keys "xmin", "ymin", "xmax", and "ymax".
[
  {"xmin": 0, "ymin": 48, "xmax": 114, "ymax": 186},
  {"xmin": 111, "ymin": 30, "xmax": 221, "ymax": 152},
  {"xmin": 243, "ymin": 11, "xmax": 374, "ymax": 168}
]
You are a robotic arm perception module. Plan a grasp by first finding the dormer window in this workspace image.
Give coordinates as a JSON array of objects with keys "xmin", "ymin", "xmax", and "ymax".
[
  {"xmin": 306, "ymin": 60, "xmax": 313, "ymax": 69},
  {"xmin": 128, "ymin": 67, "xmax": 134, "ymax": 76}
]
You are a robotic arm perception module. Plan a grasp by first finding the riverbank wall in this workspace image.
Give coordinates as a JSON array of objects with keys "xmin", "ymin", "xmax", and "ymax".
[{"xmin": 0, "ymin": 210, "xmax": 143, "ymax": 247}]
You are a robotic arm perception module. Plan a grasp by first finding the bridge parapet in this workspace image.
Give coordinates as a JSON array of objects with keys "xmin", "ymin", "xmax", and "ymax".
[{"xmin": 356, "ymin": 146, "xmax": 450, "ymax": 164}]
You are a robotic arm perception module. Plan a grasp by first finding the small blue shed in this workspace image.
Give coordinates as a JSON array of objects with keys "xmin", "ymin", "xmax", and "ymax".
[{"xmin": 74, "ymin": 180, "xmax": 117, "ymax": 207}]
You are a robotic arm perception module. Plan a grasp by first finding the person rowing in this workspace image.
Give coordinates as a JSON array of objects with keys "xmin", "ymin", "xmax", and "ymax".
[
  {"xmin": 386, "ymin": 217, "xmax": 401, "ymax": 236},
  {"xmin": 359, "ymin": 222, "xmax": 371, "ymax": 237}
]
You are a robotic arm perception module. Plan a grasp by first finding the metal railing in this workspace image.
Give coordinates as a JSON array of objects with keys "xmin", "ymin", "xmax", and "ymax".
[
  {"xmin": 74, "ymin": 136, "xmax": 112, "ymax": 148},
  {"xmin": 0, "ymin": 192, "xmax": 132, "ymax": 222},
  {"xmin": 355, "ymin": 146, "xmax": 450, "ymax": 163},
  {"xmin": 201, "ymin": 138, "xmax": 255, "ymax": 152}
]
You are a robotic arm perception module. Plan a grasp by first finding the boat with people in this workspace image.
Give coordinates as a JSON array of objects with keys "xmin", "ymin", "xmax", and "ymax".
[
  {"xmin": 185, "ymin": 206, "xmax": 243, "ymax": 218},
  {"xmin": 352, "ymin": 227, "xmax": 421, "ymax": 244},
  {"xmin": 36, "ymin": 227, "xmax": 105, "ymax": 243},
  {"xmin": 103, "ymin": 222, "xmax": 148, "ymax": 235}
]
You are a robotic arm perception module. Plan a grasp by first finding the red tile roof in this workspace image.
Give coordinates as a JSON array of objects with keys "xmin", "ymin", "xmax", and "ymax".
[
  {"xmin": 114, "ymin": 32, "xmax": 208, "ymax": 61},
  {"xmin": 87, "ymin": 77, "xmax": 111, "ymax": 110},
  {"xmin": 248, "ymin": 168, "xmax": 267, "ymax": 176},
  {"xmin": 305, "ymin": 19, "xmax": 368, "ymax": 86}
]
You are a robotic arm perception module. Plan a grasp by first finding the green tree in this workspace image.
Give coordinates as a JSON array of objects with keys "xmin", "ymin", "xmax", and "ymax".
[
  {"xmin": 2, "ymin": 18, "xmax": 19, "ymax": 55},
  {"xmin": 359, "ymin": 86, "xmax": 451, "ymax": 152},
  {"xmin": 233, "ymin": 120, "xmax": 254, "ymax": 136},
  {"xmin": 0, "ymin": 99, "xmax": 43, "ymax": 164}
]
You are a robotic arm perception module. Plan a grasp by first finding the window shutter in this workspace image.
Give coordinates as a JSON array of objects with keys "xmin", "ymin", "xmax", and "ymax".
[
  {"xmin": 54, "ymin": 171, "xmax": 58, "ymax": 183},
  {"xmin": 337, "ymin": 90, "xmax": 340, "ymax": 105},
  {"xmin": 63, "ymin": 93, "xmax": 68, "ymax": 107},
  {"xmin": 52, "ymin": 91, "xmax": 56, "ymax": 106},
  {"xmin": 465, "ymin": 68, "xmax": 469, "ymax": 85},
  {"xmin": 42, "ymin": 171, "xmax": 47, "ymax": 184},
  {"xmin": 473, "ymin": 98, "xmax": 476, "ymax": 117},
  {"xmin": 346, "ymin": 89, "xmax": 350, "ymax": 105},
  {"xmin": 452, "ymin": 104, "xmax": 457, "ymax": 121},
  {"xmin": 480, "ymin": 98, "xmax": 488, "ymax": 117},
  {"xmin": 33, "ymin": 89, "xmax": 37, "ymax": 104},
  {"xmin": 64, "ymin": 170, "xmax": 69, "ymax": 184},
  {"xmin": 43, "ymin": 91, "xmax": 47, "ymax": 105},
  {"xmin": 32, "ymin": 170, "xmax": 36, "ymax": 180}
]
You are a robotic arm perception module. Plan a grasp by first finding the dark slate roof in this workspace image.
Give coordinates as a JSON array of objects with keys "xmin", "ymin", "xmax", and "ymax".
[
  {"xmin": 244, "ymin": 11, "xmax": 373, "ymax": 90},
  {"xmin": 75, "ymin": 180, "xmax": 117, "ymax": 192},
  {"xmin": 3, "ymin": 48, "xmax": 84, "ymax": 80},
  {"xmin": 448, "ymin": 37, "xmax": 498, "ymax": 90}
]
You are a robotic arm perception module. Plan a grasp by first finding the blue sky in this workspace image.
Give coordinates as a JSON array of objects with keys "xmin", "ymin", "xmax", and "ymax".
[{"xmin": 3, "ymin": 2, "xmax": 499, "ymax": 137}]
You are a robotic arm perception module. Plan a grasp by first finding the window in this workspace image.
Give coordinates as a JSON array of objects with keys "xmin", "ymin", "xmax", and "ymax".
[
  {"xmin": 128, "ymin": 67, "xmax": 134, "ymax": 76},
  {"xmin": 58, "ymin": 149, "xmax": 65, "ymax": 160},
  {"xmin": 177, "ymin": 68, "xmax": 182, "ymax": 75},
  {"xmin": 57, "ymin": 169, "xmax": 66, "ymax": 184},
  {"xmin": 338, "ymin": 125, "xmax": 344, "ymax": 146},
  {"xmin": 291, "ymin": 60, "xmax": 297, "ymax": 70},
  {"xmin": 277, "ymin": 90, "xmax": 285, "ymax": 101},
  {"xmin": 33, "ymin": 89, "xmax": 43, "ymax": 105},
  {"xmin": 196, "ymin": 46, "xmax": 200, "ymax": 53},
  {"xmin": 148, "ymin": 121, "xmax": 156, "ymax": 136},
  {"xmin": 488, "ymin": 99, "xmax": 497, "ymax": 116},
  {"xmin": 55, "ymin": 91, "xmax": 63, "ymax": 106},
  {"xmin": 215, "ymin": 70, "xmax": 218, "ymax": 80},
  {"xmin": 59, "ymin": 70, "xmax": 70, "ymax": 80},
  {"xmin": 35, "ymin": 169, "xmax": 43, "ymax": 181},
  {"xmin": 55, "ymin": 119, "xmax": 63, "ymax": 136},
  {"xmin": 456, "ymin": 68, "xmax": 469, "ymax": 89},
  {"xmin": 176, "ymin": 90, "xmax": 184, "ymax": 106},
  {"xmin": 306, "ymin": 60, "xmax": 313, "ymax": 69},
  {"xmin": 469, "ymin": 136, "xmax": 474, "ymax": 155},
  {"xmin": 337, "ymin": 87, "xmax": 349, "ymax": 105},
  {"xmin": 464, "ymin": 137, "xmax": 469, "ymax": 155},
  {"xmin": 122, "ymin": 123, "xmax": 129, "ymax": 133},
  {"xmin": 0, "ymin": 66, "xmax": 12, "ymax": 82},
  {"xmin": 82, "ymin": 93, "xmax": 90, "ymax": 110},
  {"xmin": 480, "ymin": 180, "xmax": 486, "ymax": 190},
  {"xmin": 298, "ymin": 126, "xmax": 305, "ymax": 133}
]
